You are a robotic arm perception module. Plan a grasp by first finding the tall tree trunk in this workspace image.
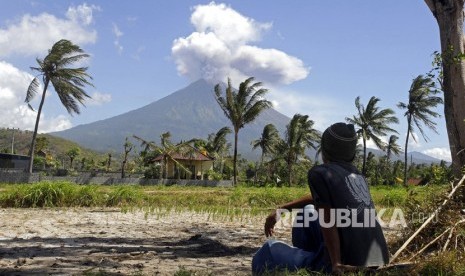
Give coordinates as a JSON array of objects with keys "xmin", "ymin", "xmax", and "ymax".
[
  {"xmin": 287, "ymin": 160, "xmax": 293, "ymax": 187},
  {"xmin": 233, "ymin": 130, "xmax": 238, "ymax": 185},
  {"xmin": 404, "ymin": 115, "xmax": 412, "ymax": 186},
  {"xmin": 121, "ymin": 161, "xmax": 126, "ymax": 178},
  {"xmin": 425, "ymin": 0, "xmax": 465, "ymax": 178},
  {"xmin": 362, "ymin": 136, "xmax": 367, "ymax": 175},
  {"xmin": 27, "ymin": 78, "xmax": 49, "ymax": 173},
  {"xmin": 258, "ymin": 151, "xmax": 265, "ymax": 182}
]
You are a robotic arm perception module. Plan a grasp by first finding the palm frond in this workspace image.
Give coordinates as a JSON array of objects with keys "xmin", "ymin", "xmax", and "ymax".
[{"xmin": 25, "ymin": 77, "xmax": 40, "ymax": 107}]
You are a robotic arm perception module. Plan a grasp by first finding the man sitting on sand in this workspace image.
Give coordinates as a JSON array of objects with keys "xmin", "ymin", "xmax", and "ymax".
[{"xmin": 252, "ymin": 122, "xmax": 389, "ymax": 274}]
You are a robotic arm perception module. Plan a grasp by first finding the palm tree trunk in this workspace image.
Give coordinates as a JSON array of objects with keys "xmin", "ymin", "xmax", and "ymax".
[
  {"xmin": 362, "ymin": 137, "xmax": 367, "ymax": 175},
  {"xmin": 27, "ymin": 78, "xmax": 49, "ymax": 173},
  {"xmin": 288, "ymin": 161, "xmax": 292, "ymax": 187},
  {"xmin": 233, "ymin": 130, "xmax": 238, "ymax": 186},
  {"xmin": 404, "ymin": 115, "xmax": 412, "ymax": 186},
  {"xmin": 219, "ymin": 155, "xmax": 225, "ymax": 179},
  {"xmin": 259, "ymin": 151, "xmax": 265, "ymax": 182},
  {"xmin": 164, "ymin": 156, "xmax": 168, "ymax": 179}
]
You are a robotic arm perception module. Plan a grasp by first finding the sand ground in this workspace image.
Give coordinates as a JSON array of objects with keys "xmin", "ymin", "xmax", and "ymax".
[{"xmin": 0, "ymin": 208, "xmax": 287, "ymax": 276}]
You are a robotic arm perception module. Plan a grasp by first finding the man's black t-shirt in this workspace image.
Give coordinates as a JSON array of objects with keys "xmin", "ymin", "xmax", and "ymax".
[{"xmin": 308, "ymin": 162, "xmax": 389, "ymax": 267}]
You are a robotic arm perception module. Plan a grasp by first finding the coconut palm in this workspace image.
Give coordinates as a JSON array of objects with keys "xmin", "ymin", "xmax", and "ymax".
[
  {"xmin": 397, "ymin": 75, "xmax": 443, "ymax": 185},
  {"xmin": 278, "ymin": 114, "xmax": 320, "ymax": 186},
  {"xmin": 66, "ymin": 147, "xmax": 81, "ymax": 169},
  {"xmin": 346, "ymin": 96, "xmax": 399, "ymax": 175},
  {"xmin": 215, "ymin": 77, "xmax": 272, "ymax": 185},
  {"xmin": 25, "ymin": 39, "xmax": 93, "ymax": 173},
  {"xmin": 386, "ymin": 135, "xmax": 402, "ymax": 163},
  {"xmin": 121, "ymin": 138, "xmax": 133, "ymax": 178},
  {"xmin": 205, "ymin": 127, "xmax": 232, "ymax": 175},
  {"xmin": 252, "ymin": 123, "xmax": 280, "ymax": 168},
  {"xmin": 251, "ymin": 123, "xmax": 280, "ymax": 183}
]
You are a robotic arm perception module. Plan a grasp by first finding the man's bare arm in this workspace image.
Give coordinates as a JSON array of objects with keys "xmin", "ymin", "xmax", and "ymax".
[
  {"xmin": 264, "ymin": 194, "xmax": 313, "ymax": 237},
  {"xmin": 319, "ymin": 204, "xmax": 357, "ymax": 274}
]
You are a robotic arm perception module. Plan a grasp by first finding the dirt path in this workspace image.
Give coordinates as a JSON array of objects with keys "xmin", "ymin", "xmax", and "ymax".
[{"xmin": 0, "ymin": 208, "xmax": 290, "ymax": 275}]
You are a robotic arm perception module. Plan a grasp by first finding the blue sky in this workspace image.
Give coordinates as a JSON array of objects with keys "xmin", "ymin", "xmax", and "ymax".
[{"xmin": 0, "ymin": 1, "xmax": 451, "ymax": 161}]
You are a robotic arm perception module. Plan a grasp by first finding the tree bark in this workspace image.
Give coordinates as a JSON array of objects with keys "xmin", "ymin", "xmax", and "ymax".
[
  {"xmin": 27, "ymin": 78, "xmax": 49, "ymax": 173},
  {"xmin": 404, "ymin": 115, "xmax": 412, "ymax": 186},
  {"xmin": 362, "ymin": 136, "xmax": 367, "ymax": 175},
  {"xmin": 233, "ymin": 130, "xmax": 238, "ymax": 185},
  {"xmin": 425, "ymin": 0, "xmax": 465, "ymax": 178}
]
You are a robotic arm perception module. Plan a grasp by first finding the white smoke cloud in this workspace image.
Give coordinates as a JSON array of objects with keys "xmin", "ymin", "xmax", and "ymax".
[
  {"xmin": 171, "ymin": 2, "xmax": 309, "ymax": 85},
  {"xmin": 0, "ymin": 3, "xmax": 99, "ymax": 57},
  {"xmin": 0, "ymin": 61, "xmax": 72, "ymax": 133}
]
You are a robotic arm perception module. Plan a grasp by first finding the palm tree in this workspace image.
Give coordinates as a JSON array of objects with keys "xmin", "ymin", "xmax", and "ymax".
[
  {"xmin": 205, "ymin": 127, "xmax": 232, "ymax": 175},
  {"xmin": 215, "ymin": 77, "xmax": 272, "ymax": 185},
  {"xmin": 386, "ymin": 135, "xmax": 402, "ymax": 163},
  {"xmin": 346, "ymin": 96, "xmax": 398, "ymax": 175},
  {"xmin": 66, "ymin": 147, "xmax": 81, "ymax": 169},
  {"xmin": 121, "ymin": 138, "xmax": 133, "ymax": 178},
  {"xmin": 25, "ymin": 39, "xmax": 93, "ymax": 173},
  {"xmin": 397, "ymin": 75, "xmax": 443, "ymax": 185},
  {"xmin": 252, "ymin": 123, "xmax": 280, "ymax": 171},
  {"xmin": 278, "ymin": 114, "xmax": 320, "ymax": 186}
]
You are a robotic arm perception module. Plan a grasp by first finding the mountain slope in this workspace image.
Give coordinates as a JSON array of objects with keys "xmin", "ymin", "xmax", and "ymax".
[
  {"xmin": 52, "ymin": 79, "xmax": 291, "ymax": 159},
  {"xmin": 366, "ymin": 148, "xmax": 445, "ymax": 164}
]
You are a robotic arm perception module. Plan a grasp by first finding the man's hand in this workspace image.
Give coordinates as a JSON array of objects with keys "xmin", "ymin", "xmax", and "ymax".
[{"xmin": 264, "ymin": 210, "xmax": 277, "ymax": 237}]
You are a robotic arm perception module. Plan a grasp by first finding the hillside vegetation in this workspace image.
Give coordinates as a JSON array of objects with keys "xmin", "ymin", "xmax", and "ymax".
[{"xmin": 0, "ymin": 128, "xmax": 107, "ymax": 165}]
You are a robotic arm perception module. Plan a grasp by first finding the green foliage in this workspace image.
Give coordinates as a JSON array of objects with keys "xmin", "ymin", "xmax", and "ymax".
[
  {"xmin": 1, "ymin": 182, "xmax": 70, "ymax": 207},
  {"xmin": 204, "ymin": 169, "xmax": 223, "ymax": 180},
  {"xmin": 106, "ymin": 186, "xmax": 145, "ymax": 206},
  {"xmin": 347, "ymin": 96, "xmax": 399, "ymax": 175},
  {"xmin": 412, "ymin": 251, "xmax": 465, "ymax": 276},
  {"xmin": 427, "ymin": 163, "xmax": 452, "ymax": 185},
  {"xmin": 72, "ymin": 185, "xmax": 104, "ymax": 207},
  {"xmin": 377, "ymin": 188, "xmax": 407, "ymax": 207}
]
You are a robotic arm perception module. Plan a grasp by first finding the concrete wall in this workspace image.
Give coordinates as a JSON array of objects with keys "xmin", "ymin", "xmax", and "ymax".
[{"xmin": 0, "ymin": 170, "xmax": 232, "ymax": 187}]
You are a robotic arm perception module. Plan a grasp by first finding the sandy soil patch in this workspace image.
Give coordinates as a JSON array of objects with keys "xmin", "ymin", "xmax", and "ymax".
[{"xmin": 0, "ymin": 208, "xmax": 290, "ymax": 275}]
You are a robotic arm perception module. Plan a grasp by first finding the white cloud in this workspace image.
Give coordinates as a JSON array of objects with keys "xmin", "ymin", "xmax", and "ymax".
[
  {"xmin": 422, "ymin": 147, "xmax": 451, "ymax": 162},
  {"xmin": 66, "ymin": 3, "xmax": 99, "ymax": 25},
  {"xmin": 268, "ymin": 89, "xmax": 348, "ymax": 131},
  {"xmin": 0, "ymin": 3, "xmax": 98, "ymax": 57},
  {"xmin": 408, "ymin": 132, "xmax": 421, "ymax": 149},
  {"xmin": 88, "ymin": 92, "xmax": 112, "ymax": 106},
  {"xmin": 112, "ymin": 23, "xmax": 123, "ymax": 54},
  {"xmin": 0, "ymin": 61, "xmax": 72, "ymax": 133},
  {"xmin": 171, "ymin": 2, "xmax": 308, "ymax": 85}
]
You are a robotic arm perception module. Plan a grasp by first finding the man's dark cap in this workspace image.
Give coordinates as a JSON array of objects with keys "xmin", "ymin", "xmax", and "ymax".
[{"xmin": 321, "ymin": 122, "xmax": 357, "ymax": 162}]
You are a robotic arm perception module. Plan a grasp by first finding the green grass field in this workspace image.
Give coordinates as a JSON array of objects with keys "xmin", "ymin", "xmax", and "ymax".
[{"xmin": 0, "ymin": 181, "xmax": 446, "ymax": 212}]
